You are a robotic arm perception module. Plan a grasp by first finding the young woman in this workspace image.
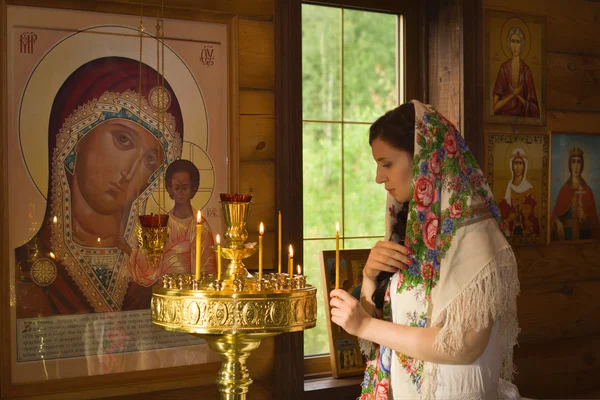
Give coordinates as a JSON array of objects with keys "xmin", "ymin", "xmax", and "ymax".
[{"xmin": 330, "ymin": 100, "xmax": 520, "ymax": 399}]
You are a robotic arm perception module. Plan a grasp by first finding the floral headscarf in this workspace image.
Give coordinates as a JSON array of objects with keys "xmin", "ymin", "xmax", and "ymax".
[{"xmin": 360, "ymin": 101, "xmax": 519, "ymax": 399}]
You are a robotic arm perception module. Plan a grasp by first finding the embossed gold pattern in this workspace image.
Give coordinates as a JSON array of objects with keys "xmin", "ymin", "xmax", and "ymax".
[
  {"xmin": 137, "ymin": 225, "xmax": 169, "ymax": 262},
  {"xmin": 31, "ymin": 258, "xmax": 57, "ymax": 287},
  {"xmin": 151, "ymin": 196, "xmax": 316, "ymax": 399},
  {"xmin": 152, "ymin": 287, "xmax": 316, "ymax": 334}
]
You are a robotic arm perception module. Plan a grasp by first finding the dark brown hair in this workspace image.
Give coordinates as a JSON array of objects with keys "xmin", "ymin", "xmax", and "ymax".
[{"xmin": 369, "ymin": 102, "xmax": 415, "ymax": 309}]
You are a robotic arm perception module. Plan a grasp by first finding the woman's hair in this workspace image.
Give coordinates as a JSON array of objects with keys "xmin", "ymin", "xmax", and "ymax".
[
  {"xmin": 166, "ymin": 159, "xmax": 200, "ymax": 190},
  {"xmin": 369, "ymin": 102, "xmax": 416, "ymax": 155},
  {"xmin": 372, "ymin": 206, "xmax": 408, "ymax": 309},
  {"xmin": 369, "ymin": 102, "xmax": 415, "ymax": 309}
]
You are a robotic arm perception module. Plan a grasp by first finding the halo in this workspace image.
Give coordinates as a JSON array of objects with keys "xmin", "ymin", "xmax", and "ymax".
[
  {"xmin": 146, "ymin": 143, "xmax": 215, "ymax": 215},
  {"xmin": 19, "ymin": 25, "xmax": 209, "ymax": 200},
  {"xmin": 500, "ymin": 17, "xmax": 532, "ymax": 60}
]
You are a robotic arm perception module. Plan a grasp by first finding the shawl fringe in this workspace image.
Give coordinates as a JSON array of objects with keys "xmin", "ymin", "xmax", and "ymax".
[{"xmin": 420, "ymin": 246, "xmax": 520, "ymax": 399}]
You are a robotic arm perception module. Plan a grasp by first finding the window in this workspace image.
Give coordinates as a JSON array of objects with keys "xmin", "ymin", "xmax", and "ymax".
[{"xmin": 302, "ymin": 4, "xmax": 403, "ymax": 357}]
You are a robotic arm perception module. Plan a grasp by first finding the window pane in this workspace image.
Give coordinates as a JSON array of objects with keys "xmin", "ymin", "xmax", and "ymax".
[
  {"xmin": 343, "ymin": 123, "xmax": 387, "ymax": 237},
  {"xmin": 343, "ymin": 10, "xmax": 397, "ymax": 122},
  {"xmin": 344, "ymin": 237, "xmax": 381, "ymax": 250},
  {"xmin": 302, "ymin": 5, "xmax": 341, "ymax": 121},
  {"xmin": 303, "ymin": 239, "xmax": 336, "ymax": 356},
  {"xmin": 303, "ymin": 122, "xmax": 342, "ymax": 239}
]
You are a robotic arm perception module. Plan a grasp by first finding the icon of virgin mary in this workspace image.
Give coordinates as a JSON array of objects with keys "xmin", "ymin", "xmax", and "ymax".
[{"xmin": 15, "ymin": 56, "xmax": 184, "ymax": 317}]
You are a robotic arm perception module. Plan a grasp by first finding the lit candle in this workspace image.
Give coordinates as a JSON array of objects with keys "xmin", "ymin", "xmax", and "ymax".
[
  {"xmin": 97, "ymin": 237, "xmax": 101, "ymax": 246},
  {"xmin": 195, "ymin": 210, "xmax": 202, "ymax": 280},
  {"xmin": 335, "ymin": 222, "xmax": 340, "ymax": 289},
  {"xmin": 52, "ymin": 216, "xmax": 57, "ymax": 224},
  {"xmin": 288, "ymin": 245, "xmax": 294, "ymax": 276},
  {"xmin": 278, "ymin": 211, "xmax": 282, "ymax": 274},
  {"xmin": 259, "ymin": 222, "xmax": 264, "ymax": 280},
  {"xmin": 297, "ymin": 264, "xmax": 302, "ymax": 276},
  {"xmin": 216, "ymin": 234, "xmax": 222, "ymax": 281}
]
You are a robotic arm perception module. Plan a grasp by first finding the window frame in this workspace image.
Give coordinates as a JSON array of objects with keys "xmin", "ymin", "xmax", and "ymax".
[{"xmin": 274, "ymin": 0, "xmax": 425, "ymax": 392}]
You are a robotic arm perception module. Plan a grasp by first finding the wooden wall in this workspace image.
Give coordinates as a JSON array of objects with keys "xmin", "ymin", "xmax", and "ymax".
[{"xmin": 481, "ymin": 0, "xmax": 600, "ymax": 398}]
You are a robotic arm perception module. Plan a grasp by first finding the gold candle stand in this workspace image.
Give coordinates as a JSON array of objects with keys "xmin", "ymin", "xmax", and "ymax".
[{"xmin": 151, "ymin": 196, "xmax": 317, "ymax": 400}]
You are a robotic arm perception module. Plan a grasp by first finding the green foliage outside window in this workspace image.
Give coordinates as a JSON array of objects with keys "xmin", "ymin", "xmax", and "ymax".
[{"xmin": 302, "ymin": 4, "xmax": 401, "ymax": 356}]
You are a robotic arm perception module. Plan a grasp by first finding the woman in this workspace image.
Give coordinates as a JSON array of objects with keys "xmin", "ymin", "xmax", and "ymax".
[
  {"xmin": 127, "ymin": 159, "xmax": 217, "ymax": 287},
  {"xmin": 493, "ymin": 26, "xmax": 539, "ymax": 118},
  {"xmin": 329, "ymin": 101, "xmax": 520, "ymax": 399},
  {"xmin": 551, "ymin": 148, "xmax": 600, "ymax": 241},
  {"xmin": 498, "ymin": 147, "xmax": 539, "ymax": 237},
  {"xmin": 15, "ymin": 56, "xmax": 183, "ymax": 317}
]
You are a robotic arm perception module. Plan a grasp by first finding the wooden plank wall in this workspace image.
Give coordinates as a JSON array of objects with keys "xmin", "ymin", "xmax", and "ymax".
[{"xmin": 482, "ymin": 0, "xmax": 600, "ymax": 398}]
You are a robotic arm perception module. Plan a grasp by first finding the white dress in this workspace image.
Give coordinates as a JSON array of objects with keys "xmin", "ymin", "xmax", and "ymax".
[{"xmin": 388, "ymin": 272, "xmax": 503, "ymax": 400}]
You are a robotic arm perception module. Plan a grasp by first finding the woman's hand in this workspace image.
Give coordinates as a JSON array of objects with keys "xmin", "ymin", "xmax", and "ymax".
[
  {"xmin": 330, "ymin": 289, "xmax": 372, "ymax": 337},
  {"xmin": 363, "ymin": 240, "xmax": 412, "ymax": 281}
]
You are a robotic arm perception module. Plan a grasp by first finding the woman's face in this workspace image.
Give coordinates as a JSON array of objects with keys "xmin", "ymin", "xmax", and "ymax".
[
  {"xmin": 371, "ymin": 138, "xmax": 413, "ymax": 203},
  {"xmin": 74, "ymin": 119, "xmax": 166, "ymax": 215},
  {"xmin": 570, "ymin": 155, "xmax": 583, "ymax": 179},
  {"xmin": 168, "ymin": 171, "xmax": 196, "ymax": 206},
  {"xmin": 512, "ymin": 157, "xmax": 525, "ymax": 178},
  {"xmin": 510, "ymin": 34, "xmax": 522, "ymax": 57}
]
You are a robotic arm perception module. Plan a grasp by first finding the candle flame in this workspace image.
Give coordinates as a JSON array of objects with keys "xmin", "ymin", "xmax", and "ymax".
[
  {"xmin": 216, "ymin": 234, "xmax": 220, "ymax": 245},
  {"xmin": 297, "ymin": 264, "xmax": 301, "ymax": 275},
  {"xmin": 336, "ymin": 222, "xmax": 340, "ymax": 233},
  {"xmin": 259, "ymin": 222, "xmax": 264, "ymax": 235},
  {"xmin": 289, "ymin": 244, "xmax": 294, "ymax": 257},
  {"xmin": 197, "ymin": 210, "xmax": 202, "ymax": 224},
  {"xmin": 52, "ymin": 216, "xmax": 57, "ymax": 224},
  {"xmin": 97, "ymin": 237, "xmax": 101, "ymax": 244},
  {"xmin": 49, "ymin": 252, "xmax": 55, "ymax": 259}
]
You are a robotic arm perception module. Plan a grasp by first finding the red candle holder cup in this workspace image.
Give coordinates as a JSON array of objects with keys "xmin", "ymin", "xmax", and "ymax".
[
  {"xmin": 137, "ymin": 214, "xmax": 170, "ymax": 264},
  {"xmin": 219, "ymin": 193, "xmax": 253, "ymax": 203},
  {"xmin": 138, "ymin": 213, "xmax": 170, "ymax": 228}
]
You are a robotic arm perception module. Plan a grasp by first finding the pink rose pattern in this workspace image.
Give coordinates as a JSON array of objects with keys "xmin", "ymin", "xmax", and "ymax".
[
  {"xmin": 422, "ymin": 213, "xmax": 438, "ymax": 250},
  {"xmin": 413, "ymin": 176, "xmax": 437, "ymax": 212},
  {"xmin": 374, "ymin": 379, "xmax": 389, "ymax": 400},
  {"xmin": 361, "ymin": 104, "xmax": 501, "ymax": 399},
  {"xmin": 449, "ymin": 201, "xmax": 463, "ymax": 218},
  {"xmin": 443, "ymin": 130, "xmax": 458, "ymax": 157},
  {"xmin": 428, "ymin": 151, "xmax": 441, "ymax": 177}
]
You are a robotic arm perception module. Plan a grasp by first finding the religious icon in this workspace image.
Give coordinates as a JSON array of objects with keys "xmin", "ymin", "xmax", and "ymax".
[
  {"xmin": 550, "ymin": 133, "xmax": 600, "ymax": 242},
  {"xmin": 487, "ymin": 133, "xmax": 549, "ymax": 245},
  {"xmin": 485, "ymin": 9, "xmax": 546, "ymax": 125},
  {"xmin": 336, "ymin": 338, "xmax": 359, "ymax": 370},
  {"xmin": 7, "ymin": 9, "xmax": 229, "ymax": 382},
  {"xmin": 14, "ymin": 56, "xmax": 185, "ymax": 317},
  {"xmin": 320, "ymin": 249, "xmax": 369, "ymax": 377}
]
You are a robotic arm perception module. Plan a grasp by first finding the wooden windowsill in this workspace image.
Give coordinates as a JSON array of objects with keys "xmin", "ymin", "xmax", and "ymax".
[{"xmin": 304, "ymin": 376, "xmax": 362, "ymax": 400}]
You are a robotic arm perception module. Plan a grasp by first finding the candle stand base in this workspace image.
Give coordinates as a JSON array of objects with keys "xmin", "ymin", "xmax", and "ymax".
[{"xmin": 196, "ymin": 332, "xmax": 276, "ymax": 400}]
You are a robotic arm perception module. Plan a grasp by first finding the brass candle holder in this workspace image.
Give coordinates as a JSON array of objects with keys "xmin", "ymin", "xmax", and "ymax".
[{"xmin": 151, "ymin": 194, "xmax": 317, "ymax": 400}]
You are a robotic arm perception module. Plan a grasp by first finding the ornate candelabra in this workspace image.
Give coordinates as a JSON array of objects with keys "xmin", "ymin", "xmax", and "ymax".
[{"xmin": 151, "ymin": 194, "xmax": 317, "ymax": 400}]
